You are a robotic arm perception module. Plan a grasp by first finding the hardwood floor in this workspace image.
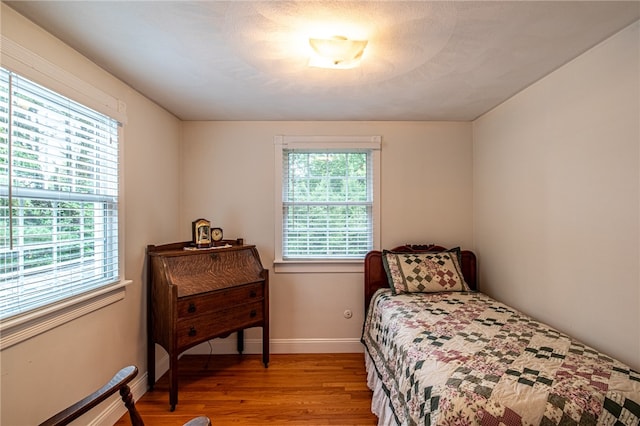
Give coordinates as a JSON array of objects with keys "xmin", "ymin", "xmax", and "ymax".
[{"xmin": 115, "ymin": 353, "xmax": 378, "ymax": 425}]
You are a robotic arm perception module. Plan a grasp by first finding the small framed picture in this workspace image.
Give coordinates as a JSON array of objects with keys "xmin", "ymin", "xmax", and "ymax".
[{"xmin": 192, "ymin": 218, "xmax": 211, "ymax": 248}]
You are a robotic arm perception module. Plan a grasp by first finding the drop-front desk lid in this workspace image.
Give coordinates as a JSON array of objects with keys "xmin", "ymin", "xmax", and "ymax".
[{"xmin": 148, "ymin": 242, "xmax": 266, "ymax": 298}]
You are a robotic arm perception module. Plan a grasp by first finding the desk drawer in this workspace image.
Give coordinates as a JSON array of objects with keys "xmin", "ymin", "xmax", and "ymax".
[
  {"xmin": 176, "ymin": 300, "xmax": 264, "ymax": 348},
  {"xmin": 177, "ymin": 282, "xmax": 263, "ymax": 317}
]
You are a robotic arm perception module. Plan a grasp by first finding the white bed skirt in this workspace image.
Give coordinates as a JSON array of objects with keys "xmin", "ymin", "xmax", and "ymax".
[{"xmin": 364, "ymin": 348, "xmax": 400, "ymax": 426}]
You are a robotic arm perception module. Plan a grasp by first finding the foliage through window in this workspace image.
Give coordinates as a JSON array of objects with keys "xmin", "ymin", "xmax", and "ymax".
[
  {"xmin": 275, "ymin": 136, "xmax": 380, "ymax": 264},
  {"xmin": 0, "ymin": 68, "xmax": 120, "ymax": 320}
]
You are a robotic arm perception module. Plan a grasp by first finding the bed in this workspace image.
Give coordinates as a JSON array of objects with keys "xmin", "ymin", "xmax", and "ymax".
[{"xmin": 361, "ymin": 244, "xmax": 640, "ymax": 425}]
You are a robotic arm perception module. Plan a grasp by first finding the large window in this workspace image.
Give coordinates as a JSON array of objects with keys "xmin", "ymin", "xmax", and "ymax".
[
  {"xmin": 0, "ymin": 68, "xmax": 120, "ymax": 322},
  {"xmin": 274, "ymin": 135, "xmax": 380, "ymax": 272}
]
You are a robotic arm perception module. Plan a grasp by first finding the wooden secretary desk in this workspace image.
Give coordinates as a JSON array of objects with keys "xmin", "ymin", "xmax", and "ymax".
[{"xmin": 146, "ymin": 240, "xmax": 269, "ymax": 411}]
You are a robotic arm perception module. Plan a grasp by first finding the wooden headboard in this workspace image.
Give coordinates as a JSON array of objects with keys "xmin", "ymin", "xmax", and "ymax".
[{"xmin": 364, "ymin": 244, "xmax": 477, "ymax": 311}]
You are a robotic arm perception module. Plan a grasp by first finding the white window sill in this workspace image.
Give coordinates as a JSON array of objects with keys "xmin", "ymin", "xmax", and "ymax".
[
  {"xmin": 273, "ymin": 259, "xmax": 364, "ymax": 273},
  {"xmin": 0, "ymin": 279, "xmax": 132, "ymax": 350}
]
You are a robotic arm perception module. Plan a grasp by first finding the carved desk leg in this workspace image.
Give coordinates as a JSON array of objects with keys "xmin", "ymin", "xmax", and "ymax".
[
  {"xmin": 147, "ymin": 344, "xmax": 156, "ymax": 391},
  {"xmin": 169, "ymin": 353, "xmax": 178, "ymax": 411},
  {"xmin": 237, "ymin": 329, "xmax": 244, "ymax": 354},
  {"xmin": 263, "ymin": 325, "xmax": 269, "ymax": 367}
]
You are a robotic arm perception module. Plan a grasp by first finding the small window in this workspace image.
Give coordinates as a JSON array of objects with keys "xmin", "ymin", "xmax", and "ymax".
[
  {"xmin": 274, "ymin": 135, "xmax": 381, "ymax": 273},
  {"xmin": 0, "ymin": 68, "xmax": 121, "ymax": 321}
]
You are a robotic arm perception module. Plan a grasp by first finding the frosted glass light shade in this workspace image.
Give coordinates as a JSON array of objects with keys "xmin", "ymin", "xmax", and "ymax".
[{"xmin": 308, "ymin": 36, "xmax": 368, "ymax": 69}]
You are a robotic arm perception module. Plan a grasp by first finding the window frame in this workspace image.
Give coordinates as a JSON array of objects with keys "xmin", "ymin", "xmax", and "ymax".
[
  {"xmin": 0, "ymin": 37, "xmax": 130, "ymax": 350},
  {"xmin": 274, "ymin": 135, "xmax": 381, "ymax": 273}
]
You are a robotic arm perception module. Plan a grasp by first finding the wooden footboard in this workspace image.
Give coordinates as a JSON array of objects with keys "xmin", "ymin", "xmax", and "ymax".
[{"xmin": 364, "ymin": 244, "xmax": 477, "ymax": 311}]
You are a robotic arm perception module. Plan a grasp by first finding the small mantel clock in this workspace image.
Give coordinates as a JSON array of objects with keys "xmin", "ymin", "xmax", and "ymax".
[
  {"xmin": 211, "ymin": 227, "xmax": 223, "ymax": 243},
  {"xmin": 192, "ymin": 218, "xmax": 211, "ymax": 248}
]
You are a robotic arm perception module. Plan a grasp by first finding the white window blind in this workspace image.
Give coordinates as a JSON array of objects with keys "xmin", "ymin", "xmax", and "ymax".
[
  {"xmin": 274, "ymin": 135, "xmax": 381, "ymax": 270},
  {"xmin": 0, "ymin": 68, "xmax": 120, "ymax": 320},
  {"xmin": 283, "ymin": 150, "xmax": 372, "ymax": 259}
]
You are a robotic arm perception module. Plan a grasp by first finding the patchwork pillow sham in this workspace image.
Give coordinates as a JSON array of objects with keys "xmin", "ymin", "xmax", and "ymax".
[{"xmin": 382, "ymin": 248, "xmax": 470, "ymax": 294}]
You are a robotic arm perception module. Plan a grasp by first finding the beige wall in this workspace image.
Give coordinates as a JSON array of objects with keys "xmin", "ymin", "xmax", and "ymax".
[
  {"xmin": 473, "ymin": 22, "xmax": 640, "ymax": 370},
  {"xmin": 180, "ymin": 121, "xmax": 473, "ymax": 352},
  {"xmin": 0, "ymin": 5, "xmax": 183, "ymax": 425}
]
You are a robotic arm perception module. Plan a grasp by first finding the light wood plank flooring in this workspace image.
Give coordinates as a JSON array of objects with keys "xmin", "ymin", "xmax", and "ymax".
[{"xmin": 115, "ymin": 353, "xmax": 378, "ymax": 425}]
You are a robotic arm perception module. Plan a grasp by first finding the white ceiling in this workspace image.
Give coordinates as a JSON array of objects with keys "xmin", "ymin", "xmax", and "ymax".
[{"xmin": 5, "ymin": 1, "xmax": 640, "ymax": 121}]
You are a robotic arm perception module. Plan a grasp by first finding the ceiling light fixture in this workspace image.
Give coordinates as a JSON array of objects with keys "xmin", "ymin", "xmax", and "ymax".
[{"xmin": 308, "ymin": 36, "xmax": 368, "ymax": 69}]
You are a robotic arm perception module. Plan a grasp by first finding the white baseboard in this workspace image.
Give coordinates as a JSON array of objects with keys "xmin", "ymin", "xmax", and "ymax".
[
  {"xmin": 270, "ymin": 337, "xmax": 365, "ymax": 354},
  {"xmin": 184, "ymin": 337, "xmax": 365, "ymax": 355},
  {"xmin": 86, "ymin": 370, "xmax": 149, "ymax": 426}
]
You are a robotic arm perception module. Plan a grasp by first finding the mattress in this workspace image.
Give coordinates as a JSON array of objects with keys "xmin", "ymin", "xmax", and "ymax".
[{"xmin": 361, "ymin": 288, "xmax": 640, "ymax": 425}]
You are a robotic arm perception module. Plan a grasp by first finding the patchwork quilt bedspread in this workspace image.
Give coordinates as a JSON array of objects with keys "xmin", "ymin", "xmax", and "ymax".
[{"xmin": 361, "ymin": 289, "xmax": 640, "ymax": 425}]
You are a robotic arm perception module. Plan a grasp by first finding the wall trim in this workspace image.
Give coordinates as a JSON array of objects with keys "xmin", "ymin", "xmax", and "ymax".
[
  {"xmin": 184, "ymin": 337, "xmax": 365, "ymax": 355},
  {"xmin": 0, "ymin": 283, "xmax": 130, "ymax": 350},
  {"xmin": 86, "ymin": 370, "xmax": 148, "ymax": 426},
  {"xmin": 1, "ymin": 35, "xmax": 128, "ymax": 123}
]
